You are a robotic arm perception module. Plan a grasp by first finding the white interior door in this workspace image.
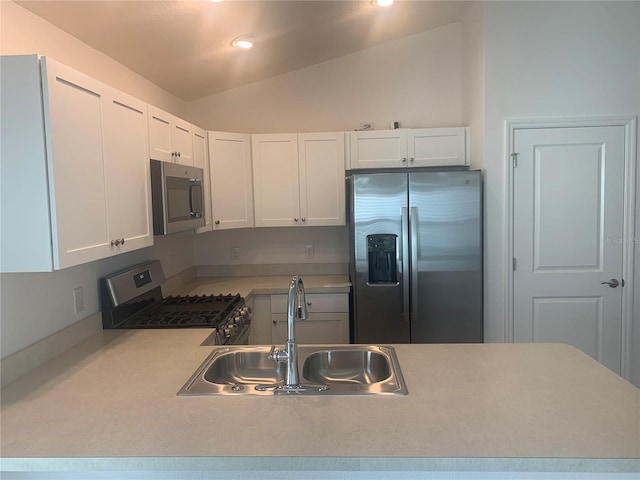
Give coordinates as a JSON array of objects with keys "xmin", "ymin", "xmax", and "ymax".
[{"xmin": 513, "ymin": 125, "xmax": 626, "ymax": 374}]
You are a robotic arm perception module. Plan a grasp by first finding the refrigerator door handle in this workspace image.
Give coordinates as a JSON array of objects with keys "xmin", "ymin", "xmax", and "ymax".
[
  {"xmin": 410, "ymin": 207, "xmax": 419, "ymax": 324},
  {"xmin": 401, "ymin": 207, "xmax": 410, "ymax": 323}
]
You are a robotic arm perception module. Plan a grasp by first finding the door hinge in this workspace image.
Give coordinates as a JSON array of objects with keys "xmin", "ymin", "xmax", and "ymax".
[
  {"xmin": 512, "ymin": 258, "xmax": 517, "ymax": 271},
  {"xmin": 511, "ymin": 153, "xmax": 519, "ymax": 168}
]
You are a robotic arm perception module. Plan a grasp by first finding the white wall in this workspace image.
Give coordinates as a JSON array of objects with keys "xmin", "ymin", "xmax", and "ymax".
[
  {"xmin": 195, "ymin": 227, "xmax": 348, "ymax": 267},
  {"xmin": 0, "ymin": 1, "xmax": 186, "ymax": 117},
  {"xmin": 0, "ymin": 2, "xmax": 194, "ymax": 358},
  {"xmin": 187, "ymin": 23, "xmax": 463, "ymax": 133},
  {"xmin": 460, "ymin": 2, "xmax": 485, "ymax": 170},
  {"xmin": 189, "ymin": 22, "xmax": 465, "ymax": 269},
  {"xmin": 482, "ymin": 1, "xmax": 640, "ymax": 383}
]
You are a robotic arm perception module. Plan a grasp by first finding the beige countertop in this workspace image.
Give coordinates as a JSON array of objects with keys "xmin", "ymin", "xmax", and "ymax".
[
  {"xmin": 168, "ymin": 274, "xmax": 351, "ymax": 298},
  {"xmin": 1, "ymin": 326, "xmax": 638, "ymax": 476}
]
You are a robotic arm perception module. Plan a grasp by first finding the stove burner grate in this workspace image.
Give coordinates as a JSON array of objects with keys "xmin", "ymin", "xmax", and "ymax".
[{"xmin": 120, "ymin": 294, "xmax": 242, "ymax": 329}]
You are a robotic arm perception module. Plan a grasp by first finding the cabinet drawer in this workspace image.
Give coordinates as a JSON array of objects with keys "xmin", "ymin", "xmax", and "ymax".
[{"xmin": 271, "ymin": 293, "xmax": 348, "ymax": 314}]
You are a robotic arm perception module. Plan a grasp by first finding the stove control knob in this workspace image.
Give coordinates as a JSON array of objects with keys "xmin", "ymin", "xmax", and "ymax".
[{"xmin": 234, "ymin": 315, "xmax": 243, "ymax": 325}]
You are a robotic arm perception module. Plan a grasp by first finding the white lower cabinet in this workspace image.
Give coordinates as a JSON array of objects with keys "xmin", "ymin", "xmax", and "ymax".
[
  {"xmin": 271, "ymin": 293, "xmax": 350, "ymax": 344},
  {"xmin": 0, "ymin": 55, "xmax": 152, "ymax": 272}
]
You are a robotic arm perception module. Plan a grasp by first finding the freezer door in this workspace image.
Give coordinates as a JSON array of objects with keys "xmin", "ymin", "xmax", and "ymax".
[
  {"xmin": 409, "ymin": 171, "xmax": 483, "ymax": 343},
  {"xmin": 351, "ymin": 173, "xmax": 410, "ymax": 343}
]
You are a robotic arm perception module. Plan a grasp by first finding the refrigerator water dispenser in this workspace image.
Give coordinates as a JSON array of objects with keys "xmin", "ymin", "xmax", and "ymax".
[{"xmin": 367, "ymin": 234, "xmax": 397, "ymax": 284}]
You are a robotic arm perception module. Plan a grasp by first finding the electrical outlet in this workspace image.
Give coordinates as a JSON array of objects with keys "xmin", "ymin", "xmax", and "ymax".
[
  {"xmin": 305, "ymin": 244, "xmax": 314, "ymax": 259},
  {"xmin": 73, "ymin": 287, "xmax": 84, "ymax": 314},
  {"xmin": 231, "ymin": 246, "xmax": 240, "ymax": 261},
  {"xmin": 359, "ymin": 121, "xmax": 375, "ymax": 131}
]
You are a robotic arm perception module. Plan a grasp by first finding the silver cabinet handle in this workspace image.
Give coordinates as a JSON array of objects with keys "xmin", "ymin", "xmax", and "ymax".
[
  {"xmin": 294, "ymin": 218, "xmax": 299, "ymax": 222},
  {"xmin": 301, "ymin": 217, "xmax": 306, "ymax": 222},
  {"xmin": 214, "ymin": 220, "xmax": 220, "ymax": 225},
  {"xmin": 601, "ymin": 278, "xmax": 620, "ymax": 288},
  {"xmin": 409, "ymin": 157, "xmax": 415, "ymax": 164},
  {"xmin": 120, "ymin": 238, "xmax": 125, "ymax": 245},
  {"xmin": 401, "ymin": 157, "xmax": 407, "ymax": 164}
]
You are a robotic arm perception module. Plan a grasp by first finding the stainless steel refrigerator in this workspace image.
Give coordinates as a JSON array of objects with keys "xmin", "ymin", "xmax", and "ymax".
[{"xmin": 348, "ymin": 170, "xmax": 483, "ymax": 344}]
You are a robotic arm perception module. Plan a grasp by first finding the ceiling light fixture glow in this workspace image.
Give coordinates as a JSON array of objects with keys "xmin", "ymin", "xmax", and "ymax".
[
  {"xmin": 372, "ymin": 0, "xmax": 394, "ymax": 6},
  {"xmin": 231, "ymin": 35, "xmax": 254, "ymax": 49}
]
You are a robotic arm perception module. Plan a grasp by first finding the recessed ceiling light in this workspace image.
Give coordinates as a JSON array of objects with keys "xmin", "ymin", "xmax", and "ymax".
[
  {"xmin": 372, "ymin": 0, "xmax": 394, "ymax": 6},
  {"xmin": 231, "ymin": 35, "xmax": 255, "ymax": 49}
]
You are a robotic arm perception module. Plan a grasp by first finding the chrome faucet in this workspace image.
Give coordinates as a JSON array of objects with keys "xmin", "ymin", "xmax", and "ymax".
[{"xmin": 261, "ymin": 276, "xmax": 328, "ymax": 393}]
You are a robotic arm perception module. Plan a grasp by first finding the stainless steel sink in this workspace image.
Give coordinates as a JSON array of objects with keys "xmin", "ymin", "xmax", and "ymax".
[{"xmin": 178, "ymin": 345, "xmax": 407, "ymax": 396}]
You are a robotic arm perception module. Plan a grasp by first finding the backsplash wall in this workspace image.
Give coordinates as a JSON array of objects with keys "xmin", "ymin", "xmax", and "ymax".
[{"xmin": 194, "ymin": 227, "xmax": 349, "ymax": 268}]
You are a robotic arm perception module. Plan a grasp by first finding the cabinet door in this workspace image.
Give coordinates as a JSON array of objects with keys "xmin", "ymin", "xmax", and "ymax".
[
  {"xmin": 271, "ymin": 293, "xmax": 350, "ymax": 344},
  {"xmin": 252, "ymin": 134, "xmax": 300, "ymax": 227},
  {"xmin": 408, "ymin": 127, "xmax": 468, "ymax": 167},
  {"xmin": 208, "ymin": 131, "xmax": 254, "ymax": 229},
  {"xmin": 43, "ymin": 58, "xmax": 112, "ymax": 269},
  {"xmin": 171, "ymin": 118, "xmax": 193, "ymax": 166},
  {"xmin": 348, "ymin": 129, "xmax": 408, "ymax": 169},
  {"xmin": 193, "ymin": 127, "xmax": 212, "ymax": 233},
  {"xmin": 272, "ymin": 313, "xmax": 350, "ymax": 344},
  {"xmin": 298, "ymin": 132, "xmax": 346, "ymax": 226},
  {"xmin": 102, "ymin": 88, "xmax": 153, "ymax": 253},
  {"xmin": 147, "ymin": 105, "xmax": 173, "ymax": 163}
]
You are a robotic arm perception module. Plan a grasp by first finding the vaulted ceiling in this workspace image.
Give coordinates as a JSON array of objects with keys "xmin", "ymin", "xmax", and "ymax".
[{"xmin": 17, "ymin": 1, "xmax": 472, "ymax": 101}]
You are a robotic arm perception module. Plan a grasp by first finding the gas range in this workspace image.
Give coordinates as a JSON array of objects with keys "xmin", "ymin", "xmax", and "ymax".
[{"xmin": 100, "ymin": 260, "xmax": 251, "ymax": 345}]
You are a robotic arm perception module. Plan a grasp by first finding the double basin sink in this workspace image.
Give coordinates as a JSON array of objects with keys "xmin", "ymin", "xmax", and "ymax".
[{"xmin": 178, "ymin": 345, "xmax": 407, "ymax": 396}]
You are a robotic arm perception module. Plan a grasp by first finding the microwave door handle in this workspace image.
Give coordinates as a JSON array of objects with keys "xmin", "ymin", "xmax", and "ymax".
[{"xmin": 189, "ymin": 179, "xmax": 199, "ymax": 217}]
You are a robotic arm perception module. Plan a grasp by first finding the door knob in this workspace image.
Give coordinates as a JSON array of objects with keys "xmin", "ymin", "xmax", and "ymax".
[{"xmin": 601, "ymin": 278, "xmax": 620, "ymax": 288}]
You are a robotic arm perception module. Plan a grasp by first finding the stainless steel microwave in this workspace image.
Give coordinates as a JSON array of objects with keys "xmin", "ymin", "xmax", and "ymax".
[{"xmin": 150, "ymin": 160, "xmax": 205, "ymax": 235}]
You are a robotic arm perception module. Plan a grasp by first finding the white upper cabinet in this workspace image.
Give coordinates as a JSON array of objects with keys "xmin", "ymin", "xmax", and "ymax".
[
  {"xmin": 208, "ymin": 131, "xmax": 254, "ymax": 230},
  {"xmin": 252, "ymin": 134, "xmax": 300, "ymax": 227},
  {"xmin": 252, "ymin": 132, "xmax": 346, "ymax": 228},
  {"xmin": 348, "ymin": 129, "xmax": 408, "ymax": 169},
  {"xmin": 148, "ymin": 105, "xmax": 193, "ymax": 165},
  {"xmin": 193, "ymin": 126, "xmax": 212, "ymax": 233},
  {"xmin": 0, "ymin": 55, "xmax": 152, "ymax": 272},
  {"xmin": 102, "ymin": 89, "xmax": 153, "ymax": 253},
  {"xmin": 348, "ymin": 127, "xmax": 469, "ymax": 169},
  {"xmin": 298, "ymin": 132, "xmax": 346, "ymax": 226},
  {"xmin": 43, "ymin": 57, "xmax": 112, "ymax": 269}
]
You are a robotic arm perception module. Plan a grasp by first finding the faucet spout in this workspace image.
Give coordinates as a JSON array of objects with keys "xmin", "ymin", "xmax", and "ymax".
[
  {"xmin": 262, "ymin": 275, "xmax": 328, "ymax": 394},
  {"xmin": 283, "ymin": 275, "xmax": 306, "ymax": 386}
]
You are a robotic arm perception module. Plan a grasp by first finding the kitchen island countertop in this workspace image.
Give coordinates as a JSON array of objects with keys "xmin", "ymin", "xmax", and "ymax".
[{"xmin": 1, "ymin": 328, "xmax": 638, "ymax": 477}]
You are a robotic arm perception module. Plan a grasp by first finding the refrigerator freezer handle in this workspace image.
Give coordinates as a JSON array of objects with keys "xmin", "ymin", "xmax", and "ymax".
[
  {"xmin": 410, "ymin": 207, "xmax": 419, "ymax": 324},
  {"xmin": 401, "ymin": 207, "xmax": 410, "ymax": 323}
]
